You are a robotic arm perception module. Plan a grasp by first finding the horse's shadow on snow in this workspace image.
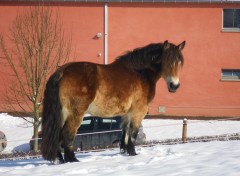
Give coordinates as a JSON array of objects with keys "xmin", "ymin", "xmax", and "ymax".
[
  {"xmin": 0, "ymin": 153, "xmax": 94, "ymax": 168},
  {"xmin": 0, "ymin": 149, "xmax": 122, "ymax": 168}
]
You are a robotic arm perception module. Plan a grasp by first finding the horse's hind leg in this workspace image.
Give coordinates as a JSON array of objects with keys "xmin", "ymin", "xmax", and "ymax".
[
  {"xmin": 56, "ymin": 149, "xmax": 64, "ymax": 164},
  {"xmin": 61, "ymin": 111, "xmax": 85, "ymax": 163}
]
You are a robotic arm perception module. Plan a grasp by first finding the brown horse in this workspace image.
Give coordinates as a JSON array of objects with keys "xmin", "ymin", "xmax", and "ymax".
[{"xmin": 41, "ymin": 40, "xmax": 185, "ymax": 163}]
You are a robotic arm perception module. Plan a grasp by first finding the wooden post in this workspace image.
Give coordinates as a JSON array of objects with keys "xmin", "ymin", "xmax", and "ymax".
[{"xmin": 182, "ymin": 118, "xmax": 188, "ymax": 143}]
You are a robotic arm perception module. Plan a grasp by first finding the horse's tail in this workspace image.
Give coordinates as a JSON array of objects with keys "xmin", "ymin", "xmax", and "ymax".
[{"xmin": 41, "ymin": 70, "xmax": 63, "ymax": 162}]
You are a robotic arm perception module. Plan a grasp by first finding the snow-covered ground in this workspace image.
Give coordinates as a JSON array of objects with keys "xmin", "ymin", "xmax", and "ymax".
[{"xmin": 0, "ymin": 113, "xmax": 240, "ymax": 176}]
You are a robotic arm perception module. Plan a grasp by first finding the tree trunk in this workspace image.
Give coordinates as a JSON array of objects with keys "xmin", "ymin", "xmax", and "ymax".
[
  {"xmin": 33, "ymin": 102, "xmax": 40, "ymax": 153},
  {"xmin": 33, "ymin": 123, "xmax": 39, "ymax": 153}
]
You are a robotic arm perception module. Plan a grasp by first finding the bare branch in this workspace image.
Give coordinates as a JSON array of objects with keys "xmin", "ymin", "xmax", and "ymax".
[{"xmin": 0, "ymin": 5, "xmax": 71, "ymax": 152}]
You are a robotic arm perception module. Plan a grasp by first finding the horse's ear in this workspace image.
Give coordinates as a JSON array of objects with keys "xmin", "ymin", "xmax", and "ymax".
[
  {"xmin": 163, "ymin": 40, "xmax": 170, "ymax": 50},
  {"xmin": 178, "ymin": 41, "xmax": 186, "ymax": 51}
]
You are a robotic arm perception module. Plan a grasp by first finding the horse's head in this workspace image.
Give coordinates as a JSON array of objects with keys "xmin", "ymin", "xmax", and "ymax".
[
  {"xmin": 151, "ymin": 40, "xmax": 185, "ymax": 93},
  {"xmin": 161, "ymin": 40, "xmax": 185, "ymax": 93}
]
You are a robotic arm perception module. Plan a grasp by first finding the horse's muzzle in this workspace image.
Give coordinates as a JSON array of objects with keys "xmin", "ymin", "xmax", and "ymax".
[{"xmin": 168, "ymin": 82, "xmax": 180, "ymax": 93}]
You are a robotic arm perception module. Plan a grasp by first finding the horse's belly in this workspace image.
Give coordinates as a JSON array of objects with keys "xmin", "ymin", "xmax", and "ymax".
[{"xmin": 87, "ymin": 97, "xmax": 131, "ymax": 117}]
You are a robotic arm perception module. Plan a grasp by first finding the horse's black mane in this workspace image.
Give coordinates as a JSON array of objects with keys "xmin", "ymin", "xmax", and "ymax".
[
  {"xmin": 113, "ymin": 43, "xmax": 163, "ymax": 70},
  {"xmin": 113, "ymin": 42, "xmax": 184, "ymax": 73}
]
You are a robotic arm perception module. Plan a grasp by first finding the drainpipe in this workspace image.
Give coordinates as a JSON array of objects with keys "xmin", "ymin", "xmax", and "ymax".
[{"xmin": 104, "ymin": 2, "xmax": 108, "ymax": 64}]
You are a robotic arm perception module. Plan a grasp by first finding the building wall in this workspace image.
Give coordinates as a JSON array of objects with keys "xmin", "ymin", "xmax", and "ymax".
[{"xmin": 0, "ymin": 2, "xmax": 239, "ymax": 117}]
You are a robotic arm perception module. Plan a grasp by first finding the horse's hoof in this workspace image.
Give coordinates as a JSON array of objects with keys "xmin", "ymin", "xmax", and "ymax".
[
  {"xmin": 126, "ymin": 145, "xmax": 137, "ymax": 156},
  {"xmin": 72, "ymin": 157, "xmax": 79, "ymax": 162},
  {"xmin": 128, "ymin": 152, "xmax": 137, "ymax": 156},
  {"xmin": 64, "ymin": 157, "xmax": 79, "ymax": 163},
  {"xmin": 120, "ymin": 148, "xmax": 126, "ymax": 154},
  {"xmin": 52, "ymin": 158, "xmax": 65, "ymax": 165}
]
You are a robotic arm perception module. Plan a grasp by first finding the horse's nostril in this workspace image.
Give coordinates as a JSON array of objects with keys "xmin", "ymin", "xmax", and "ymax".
[
  {"xmin": 170, "ymin": 82, "xmax": 175, "ymax": 90},
  {"xmin": 169, "ymin": 82, "xmax": 180, "ymax": 92}
]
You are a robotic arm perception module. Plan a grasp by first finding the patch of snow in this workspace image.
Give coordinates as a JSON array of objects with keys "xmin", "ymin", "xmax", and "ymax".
[
  {"xmin": 0, "ymin": 113, "xmax": 32, "ymax": 153},
  {"xmin": 0, "ymin": 113, "xmax": 240, "ymax": 176}
]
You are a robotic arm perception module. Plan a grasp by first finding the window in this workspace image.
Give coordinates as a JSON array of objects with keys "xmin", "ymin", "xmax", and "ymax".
[
  {"xmin": 222, "ymin": 9, "xmax": 240, "ymax": 32},
  {"xmin": 81, "ymin": 119, "xmax": 92, "ymax": 125},
  {"xmin": 98, "ymin": 119, "xmax": 120, "ymax": 130},
  {"xmin": 221, "ymin": 69, "xmax": 240, "ymax": 81}
]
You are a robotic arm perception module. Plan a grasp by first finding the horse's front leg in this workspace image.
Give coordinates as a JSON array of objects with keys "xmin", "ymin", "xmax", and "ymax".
[
  {"xmin": 121, "ymin": 105, "xmax": 147, "ymax": 156},
  {"xmin": 120, "ymin": 128, "xmax": 127, "ymax": 154},
  {"xmin": 126, "ymin": 124, "xmax": 139, "ymax": 156},
  {"xmin": 120, "ymin": 121, "xmax": 140, "ymax": 156}
]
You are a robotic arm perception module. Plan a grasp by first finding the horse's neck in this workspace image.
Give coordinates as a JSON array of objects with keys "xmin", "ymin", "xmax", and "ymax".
[
  {"xmin": 110, "ymin": 60, "xmax": 160, "ymax": 103},
  {"xmin": 138, "ymin": 69, "xmax": 161, "ymax": 103}
]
